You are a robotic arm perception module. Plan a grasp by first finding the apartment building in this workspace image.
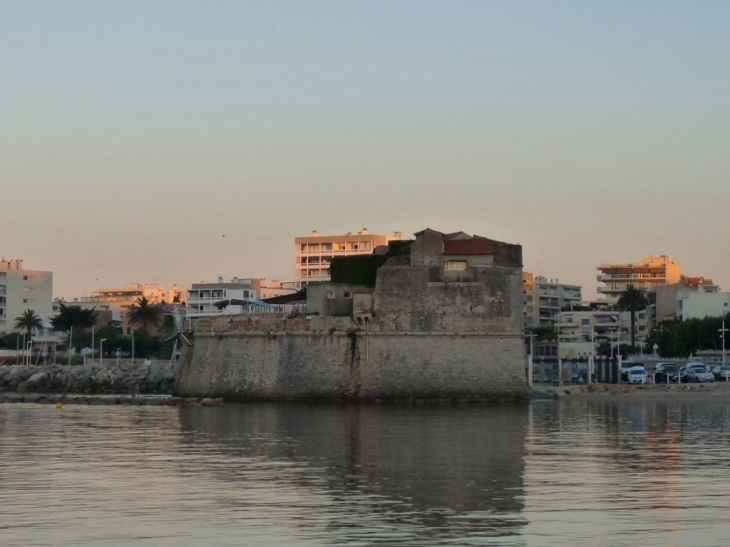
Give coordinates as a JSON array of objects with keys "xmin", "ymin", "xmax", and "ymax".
[
  {"xmin": 648, "ymin": 275, "xmax": 715, "ymax": 327},
  {"xmin": 294, "ymin": 229, "xmax": 401, "ymax": 287},
  {"xmin": 523, "ymin": 272, "xmax": 582, "ymax": 329},
  {"xmin": 677, "ymin": 285, "xmax": 730, "ymax": 320},
  {"xmin": 0, "ymin": 259, "xmax": 53, "ymax": 335},
  {"xmin": 597, "ymin": 255, "xmax": 681, "ymax": 305},
  {"xmin": 186, "ymin": 277, "xmax": 296, "ymax": 318},
  {"xmin": 555, "ymin": 310, "xmax": 649, "ymax": 359}
]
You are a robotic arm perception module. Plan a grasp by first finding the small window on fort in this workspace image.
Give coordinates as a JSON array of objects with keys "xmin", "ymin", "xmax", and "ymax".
[
  {"xmin": 444, "ymin": 261, "xmax": 467, "ymax": 271},
  {"xmin": 344, "ymin": 291, "xmax": 352, "ymax": 298},
  {"xmin": 327, "ymin": 291, "xmax": 335, "ymax": 299}
]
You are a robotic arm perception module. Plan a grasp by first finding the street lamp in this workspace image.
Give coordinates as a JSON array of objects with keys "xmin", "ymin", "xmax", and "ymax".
[
  {"xmin": 720, "ymin": 320, "xmax": 728, "ymax": 368},
  {"xmin": 609, "ymin": 328, "xmax": 616, "ymax": 360},
  {"xmin": 526, "ymin": 332, "xmax": 535, "ymax": 387},
  {"xmin": 100, "ymin": 338, "xmax": 107, "ymax": 367}
]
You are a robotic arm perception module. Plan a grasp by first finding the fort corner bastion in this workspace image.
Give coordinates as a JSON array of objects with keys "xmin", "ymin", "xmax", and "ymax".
[{"xmin": 175, "ymin": 228, "xmax": 528, "ymax": 401}]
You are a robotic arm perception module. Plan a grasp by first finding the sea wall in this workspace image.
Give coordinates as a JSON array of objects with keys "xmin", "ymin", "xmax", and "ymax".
[
  {"xmin": 175, "ymin": 325, "xmax": 527, "ymax": 401},
  {"xmin": 0, "ymin": 361, "xmax": 177, "ymax": 395}
]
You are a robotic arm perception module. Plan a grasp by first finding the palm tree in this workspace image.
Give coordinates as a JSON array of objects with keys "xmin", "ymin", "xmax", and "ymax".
[
  {"xmin": 126, "ymin": 296, "xmax": 164, "ymax": 333},
  {"xmin": 51, "ymin": 303, "xmax": 98, "ymax": 351},
  {"xmin": 617, "ymin": 284, "xmax": 649, "ymax": 349},
  {"xmin": 14, "ymin": 309, "xmax": 44, "ymax": 340}
]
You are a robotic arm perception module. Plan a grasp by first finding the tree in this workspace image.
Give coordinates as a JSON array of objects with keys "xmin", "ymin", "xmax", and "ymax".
[
  {"xmin": 617, "ymin": 284, "xmax": 649, "ymax": 349},
  {"xmin": 126, "ymin": 296, "xmax": 164, "ymax": 333},
  {"xmin": 529, "ymin": 327, "xmax": 557, "ymax": 342},
  {"xmin": 14, "ymin": 309, "xmax": 44, "ymax": 340},
  {"xmin": 51, "ymin": 303, "xmax": 98, "ymax": 350}
]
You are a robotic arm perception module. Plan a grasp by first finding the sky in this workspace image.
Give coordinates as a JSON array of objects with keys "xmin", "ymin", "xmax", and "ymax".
[{"xmin": 2, "ymin": 1, "xmax": 729, "ymax": 300}]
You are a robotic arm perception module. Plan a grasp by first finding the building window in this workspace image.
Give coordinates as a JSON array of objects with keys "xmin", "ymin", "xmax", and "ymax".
[
  {"xmin": 327, "ymin": 291, "xmax": 335, "ymax": 299},
  {"xmin": 23, "ymin": 275, "xmax": 28, "ymax": 280},
  {"xmin": 23, "ymin": 299, "xmax": 28, "ymax": 303},
  {"xmin": 344, "ymin": 291, "xmax": 352, "ymax": 298},
  {"xmin": 444, "ymin": 261, "xmax": 468, "ymax": 271}
]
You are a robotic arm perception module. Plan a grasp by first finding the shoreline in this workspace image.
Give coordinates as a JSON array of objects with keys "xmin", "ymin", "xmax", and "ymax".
[
  {"xmin": 0, "ymin": 392, "xmax": 224, "ymax": 407},
  {"xmin": 532, "ymin": 381, "xmax": 730, "ymax": 400}
]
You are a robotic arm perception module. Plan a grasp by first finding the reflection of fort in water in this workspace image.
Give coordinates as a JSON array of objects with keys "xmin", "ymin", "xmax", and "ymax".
[{"xmin": 179, "ymin": 404, "xmax": 528, "ymax": 541}]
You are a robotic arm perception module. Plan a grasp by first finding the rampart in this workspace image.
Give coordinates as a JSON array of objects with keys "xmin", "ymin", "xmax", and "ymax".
[{"xmin": 175, "ymin": 315, "xmax": 527, "ymax": 401}]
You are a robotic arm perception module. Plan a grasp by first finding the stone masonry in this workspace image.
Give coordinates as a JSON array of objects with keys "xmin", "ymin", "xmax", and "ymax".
[{"xmin": 175, "ymin": 228, "xmax": 527, "ymax": 401}]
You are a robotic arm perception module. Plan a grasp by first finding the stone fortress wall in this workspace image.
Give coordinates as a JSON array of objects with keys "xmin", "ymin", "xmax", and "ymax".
[{"xmin": 175, "ymin": 229, "xmax": 528, "ymax": 401}]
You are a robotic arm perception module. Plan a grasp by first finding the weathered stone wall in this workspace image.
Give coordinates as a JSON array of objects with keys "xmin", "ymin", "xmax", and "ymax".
[
  {"xmin": 373, "ymin": 265, "xmax": 523, "ymax": 333},
  {"xmin": 306, "ymin": 283, "xmax": 367, "ymax": 317},
  {"xmin": 174, "ymin": 329, "xmax": 527, "ymax": 401}
]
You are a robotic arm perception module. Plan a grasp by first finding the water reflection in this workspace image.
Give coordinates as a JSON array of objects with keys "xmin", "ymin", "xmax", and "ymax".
[
  {"xmin": 178, "ymin": 404, "xmax": 529, "ymax": 545},
  {"xmin": 3, "ymin": 399, "xmax": 730, "ymax": 546},
  {"xmin": 525, "ymin": 400, "xmax": 730, "ymax": 547}
]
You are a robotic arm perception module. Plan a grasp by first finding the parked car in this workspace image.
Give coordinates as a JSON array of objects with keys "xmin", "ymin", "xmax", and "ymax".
[
  {"xmin": 621, "ymin": 361, "xmax": 644, "ymax": 382},
  {"xmin": 712, "ymin": 365, "xmax": 730, "ymax": 381},
  {"xmin": 682, "ymin": 363, "xmax": 715, "ymax": 383},
  {"xmin": 654, "ymin": 363, "xmax": 680, "ymax": 383},
  {"xmin": 627, "ymin": 366, "xmax": 648, "ymax": 385}
]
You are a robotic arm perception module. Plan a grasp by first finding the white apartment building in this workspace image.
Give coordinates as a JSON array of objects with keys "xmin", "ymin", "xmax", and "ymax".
[
  {"xmin": 647, "ymin": 276, "xmax": 715, "ymax": 327},
  {"xmin": 0, "ymin": 259, "xmax": 53, "ymax": 335},
  {"xmin": 555, "ymin": 310, "xmax": 649, "ymax": 359},
  {"xmin": 295, "ymin": 229, "xmax": 401, "ymax": 287},
  {"xmin": 677, "ymin": 285, "xmax": 730, "ymax": 320},
  {"xmin": 597, "ymin": 255, "xmax": 681, "ymax": 305},
  {"xmin": 523, "ymin": 272, "xmax": 582, "ymax": 329},
  {"xmin": 186, "ymin": 277, "xmax": 296, "ymax": 318}
]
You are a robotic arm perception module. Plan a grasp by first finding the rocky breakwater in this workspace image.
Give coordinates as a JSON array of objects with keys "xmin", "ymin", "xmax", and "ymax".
[
  {"xmin": 0, "ymin": 361, "xmax": 178, "ymax": 396},
  {"xmin": 535, "ymin": 382, "xmax": 730, "ymax": 399}
]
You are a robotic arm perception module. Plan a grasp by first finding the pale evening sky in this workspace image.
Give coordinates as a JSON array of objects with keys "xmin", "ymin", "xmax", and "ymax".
[{"xmin": 2, "ymin": 1, "xmax": 729, "ymax": 299}]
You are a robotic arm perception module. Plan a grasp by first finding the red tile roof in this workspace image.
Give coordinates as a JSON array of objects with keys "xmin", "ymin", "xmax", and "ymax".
[
  {"xmin": 443, "ymin": 237, "xmax": 496, "ymax": 256},
  {"xmin": 382, "ymin": 255, "xmax": 411, "ymax": 268}
]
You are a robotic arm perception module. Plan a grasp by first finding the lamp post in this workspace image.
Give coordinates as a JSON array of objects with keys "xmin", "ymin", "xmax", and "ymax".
[
  {"xmin": 100, "ymin": 338, "xmax": 107, "ymax": 367},
  {"xmin": 720, "ymin": 320, "xmax": 728, "ymax": 369},
  {"xmin": 610, "ymin": 328, "xmax": 616, "ymax": 360},
  {"xmin": 588, "ymin": 322, "xmax": 594, "ymax": 385},
  {"xmin": 526, "ymin": 333, "xmax": 535, "ymax": 387},
  {"xmin": 556, "ymin": 320, "xmax": 563, "ymax": 386}
]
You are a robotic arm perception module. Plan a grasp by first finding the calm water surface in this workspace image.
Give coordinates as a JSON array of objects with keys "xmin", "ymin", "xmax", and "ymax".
[{"xmin": 2, "ymin": 399, "xmax": 730, "ymax": 546}]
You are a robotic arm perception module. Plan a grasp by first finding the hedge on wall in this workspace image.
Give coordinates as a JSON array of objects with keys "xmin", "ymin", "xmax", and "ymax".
[{"xmin": 330, "ymin": 240, "xmax": 412, "ymax": 287}]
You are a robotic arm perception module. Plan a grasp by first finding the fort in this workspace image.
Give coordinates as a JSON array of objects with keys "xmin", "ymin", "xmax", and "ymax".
[{"xmin": 175, "ymin": 229, "xmax": 528, "ymax": 401}]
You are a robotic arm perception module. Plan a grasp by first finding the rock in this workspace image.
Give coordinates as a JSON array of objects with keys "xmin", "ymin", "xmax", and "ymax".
[
  {"xmin": 566, "ymin": 387, "xmax": 583, "ymax": 395},
  {"xmin": 608, "ymin": 384, "xmax": 630, "ymax": 394},
  {"xmin": 27, "ymin": 372, "xmax": 47, "ymax": 386},
  {"xmin": 588, "ymin": 383, "xmax": 607, "ymax": 393},
  {"xmin": 200, "ymin": 397, "xmax": 224, "ymax": 407}
]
